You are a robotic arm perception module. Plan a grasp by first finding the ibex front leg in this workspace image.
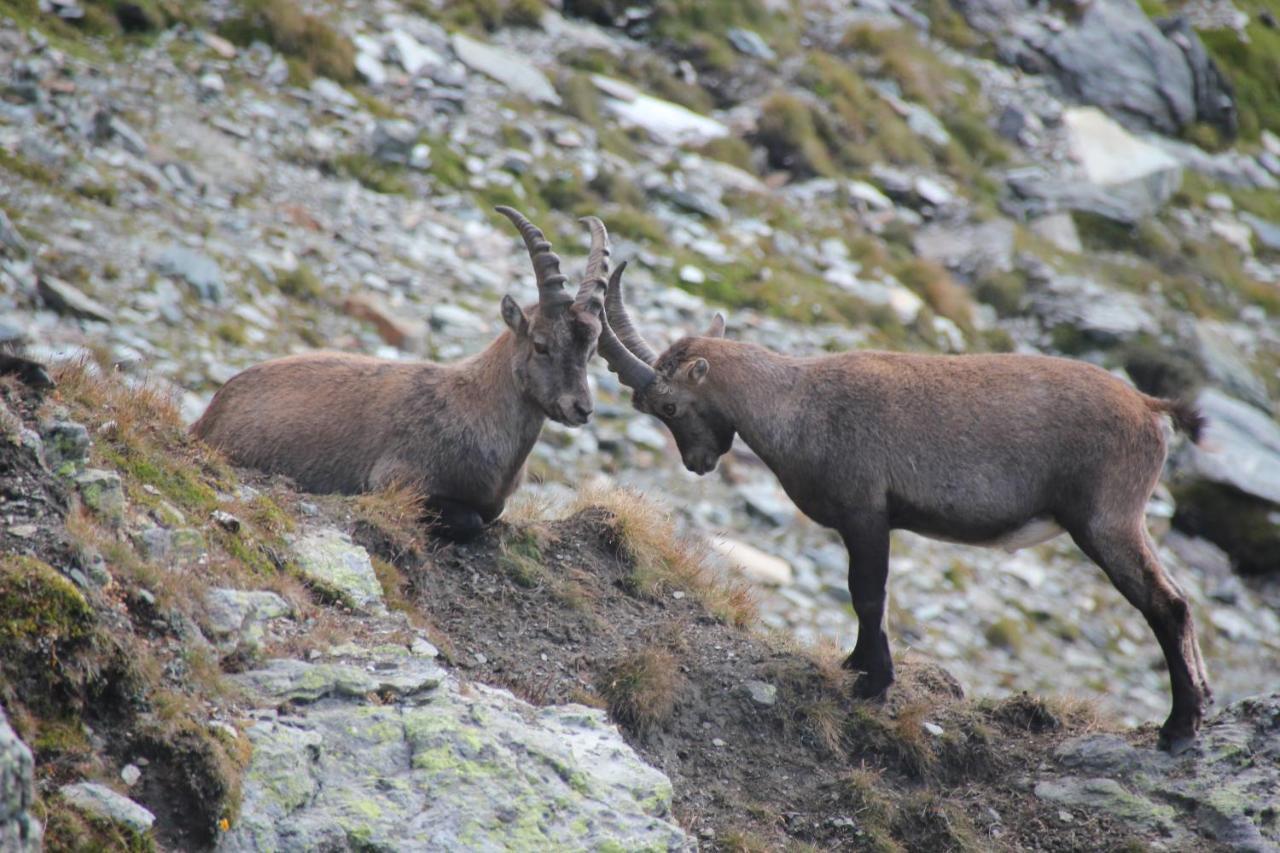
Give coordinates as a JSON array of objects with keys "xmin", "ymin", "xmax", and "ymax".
[{"xmin": 840, "ymin": 512, "xmax": 894, "ymax": 699}]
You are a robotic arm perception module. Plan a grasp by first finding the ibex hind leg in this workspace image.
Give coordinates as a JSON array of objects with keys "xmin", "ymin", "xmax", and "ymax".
[
  {"xmin": 1145, "ymin": 529, "xmax": 1212, "ymax": 704},
  {"xmin": 424, "ymin": 497, "xmax": 489, "ymax": 543},
  {"xmin": 1069, "ymin": 519, "xmax": 1207, "ymax": 754},
  {"xmin": 841, "ymin": 514, "xmax": 894, "ymax": 700}
]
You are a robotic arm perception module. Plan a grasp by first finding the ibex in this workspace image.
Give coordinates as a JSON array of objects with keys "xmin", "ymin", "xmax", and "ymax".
[
  {"xmin": 589, "ymin": 221, "xmax": 1211, "ymax": 753},
  {"xmin": 194, "ymin": 208, "xmax": 606, "ymax": 540}
]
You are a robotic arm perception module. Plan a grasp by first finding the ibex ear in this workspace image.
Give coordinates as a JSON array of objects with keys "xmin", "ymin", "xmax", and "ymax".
[
  {"xmin": 705, "ymin": 313, "xmax": 726, "ymax": 338},
  {"xmin": 684, "ymin": 357, "xmax": 710, "ymax": 385},
  {"xmin": 501, "ymin": 295, "xmax": 529, "ymax": 337}
]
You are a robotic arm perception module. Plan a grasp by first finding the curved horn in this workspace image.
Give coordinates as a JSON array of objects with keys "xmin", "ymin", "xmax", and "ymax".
[
  {"xmin": 496, "ymin": 206, "xmax": 570, "ymax": 310},
  {"xmin": 575, "ymin": 215, "xmax": 610, "ymax": 309},
  {"xmin": 603, "ymin": 260, "xmax": 659, "ymax": 365},
  {"xmin": 597, "ymin": 263, "xmax": 657, "ymax": 391}
]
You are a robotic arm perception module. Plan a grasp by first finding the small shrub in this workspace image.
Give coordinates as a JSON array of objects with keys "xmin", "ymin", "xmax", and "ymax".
[
  {"xmin": 755, "ymin": 92, "xmax": 834, "ymax": 177},
  {"xmin": 600, "ymin": 646, "xmax": 683, "ymax": 735},
  {"xmin": 276, "ymin": 262, "xmax": 325, "ymax": 301},
  {"xmin": 220, "ymin": 0, "xmax": 356, "ymax": 83}
]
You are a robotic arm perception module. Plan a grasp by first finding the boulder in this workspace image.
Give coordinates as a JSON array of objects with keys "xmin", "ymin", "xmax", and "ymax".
[
  {"xmin": 291, "ymin": 528, "xmax": 385, "ymax": 612},
  {"xmin": 710, "ymin": 536, "xmax": 793, "ymax": 586},
  {"xmin": 963, "ymin": 0, "xmax": 1236, "ymax": 138},
  {"xmin": 152, "ymin": 245, "xmax": 225, "ymax": 303},
  {"xmin": 1038, "ymin": 695, "xmax": 1280, "ymax": 850},
  {"xmin": 60, "ymin": 782, "xmax": 156, "ymax": 834},
  {"xmin": 221, "ymin": 669, "xmax": 687, "ymax": 851}
]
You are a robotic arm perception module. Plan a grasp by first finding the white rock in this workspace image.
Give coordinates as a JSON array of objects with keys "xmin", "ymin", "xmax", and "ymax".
[
  {"xmin": 1063, "ymin": 107, "xmax": 1181, "ymax": 190},
  {"xmin": 388, "ymin": 30, "xmax": 442, "ymax": 76},
  {"xmin": 710, "ymin": 536, "xmax": 793, "ymax": 586},
  {"xmin": 60, "ymin": 783, "xmax": 155, "ymax": 834},
  {"xmin": 678, "ymin": 264, "xmax": 705, "ymax": 285},
  {"xmin": 592, "ymin": 74, "xmax": 728, "ymax": 146}
]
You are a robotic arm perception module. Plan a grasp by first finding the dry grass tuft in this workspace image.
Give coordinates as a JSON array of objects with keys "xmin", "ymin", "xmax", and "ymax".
[
  {"xmin": 600, "ymin": 646, "xmax": 685, "ymax": 736},
  {"xmin": 838, "ymin": 767, "xmax": 904, "ymax": 853},
  {"xmin": 570, "ymin": 485, "xmax": 756, "ymax": 627}
]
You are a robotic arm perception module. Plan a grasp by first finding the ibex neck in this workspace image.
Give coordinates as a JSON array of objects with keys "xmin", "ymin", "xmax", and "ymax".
[
  {"xmin": 697, "ymin": 339, "xmax": 801, "ymax": 461},
  {"xmin": 459, "ymin": 330, "xmax": 544, "ymax": 433}
]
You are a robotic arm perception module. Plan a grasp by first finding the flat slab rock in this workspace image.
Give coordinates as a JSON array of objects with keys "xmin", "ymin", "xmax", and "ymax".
[
  {"xmin": 1035, "ymin": 694, "xmax": 1280, "ymax": 851},
  {"xmin": 290, "ymin": 527, "xmax": 385, "ymax": 612},
  {"xmin": 221, "ymin": 670, "xmax": 688, "ymax": 851},
  {"xmin": 60, "ymin": 782, "xmax": 155, "ymax": 834}
]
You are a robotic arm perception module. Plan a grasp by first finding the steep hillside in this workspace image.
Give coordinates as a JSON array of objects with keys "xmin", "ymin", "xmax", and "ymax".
[
  {"xmin": 2, "ymin": 0, "xmax": 1280, "ymax": 849},
  {"xmin": 3, "ymin": 365, "xmax": 1278, "ymax": 851}
]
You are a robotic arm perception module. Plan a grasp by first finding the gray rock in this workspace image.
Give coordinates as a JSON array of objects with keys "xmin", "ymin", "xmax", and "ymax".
[
  {"xmin": 291, "ymin": 528, "xmax": 385, "ymax": 611},
  {"xmin": 152, "ymin": 245, "xmax": 225, "ymax": 303},
  {"xmin": 202, "ymin": 588, "xmax": 293, "ymax": 652},
  {"xmin": 744, "ymin": 679, "xmax": 778, "ymax": 706},
  {"xmin": 389, "ymin": 30, "xmax": 443, "ymax": 77},
  {"xmin": 370, "ymin": 119, "xmax": 419, "ymax": 165},
  {"xmin": 451, "ymin": 33, "xmax": 560, "ymax": 106},
  {"xmin": 41, "ymin": 419, "xmax": 90, "ymax": 472},
  {"xmin": 60, "ymin": 782, "xmax": 156, "ymax": 834},
  {"xmin": 37, "ymin": 275, "xmax": 114, "ymax": 323},
  {"xmin": 220, "ymin": 678, "xmax": 687, "ymax": 852},
  {"xmin": 1030, "ymin": 212, "xmax": 1083, "ymax": 253},
  {"xmin": 1062, "ymin": 107, "xmax": 1182, "ymax": 217},
  {"xmin": 1241, "ymin": 212, "xmax": 1280, "ymax": 253},
  {"xmin": 1033, "ymin": 777, "xmax": 1177, "ymax": 835},
  {"xmin": 234, "ymin": 654, "xmax": 445, "ymax": 704},
  {"xmin": 914, "ymin": 219, "xmax": 1016, "ymax": 275},
  {"xmin": 75, "ymin": 469, "xmax": 126, "ymax": 524},
  {"xmin": 727, "ymin": 28, "xmax": 776, "ymax": 61},
  {"xmin": 310, "ymin": 77, "xmax": 358, "ymax": 108},
  {"xmin": 1042, "ymin": 696, "xmax": 1280, "ymax": 851},
  {"xmin": 737, "ymin": 481, "xmax": 796, "ymax": 527},
  {"xmin": 1193, "ymin": 321, "xmax": 1270, "ymax": 410},
  {"xmin": 1030, "ymin": 273, "xmax": 1158, "ymax": 342},
  {"xmin": 978, "ymin": 0, "xmax": 1235, "ymax": 138},
  {"xmin": 0, "ymin": 707, "xmax": 41, "ymax": 852},
  {"xmin": 1181, "ymin": 389, "xmax": 1280, "ymax": 506}
]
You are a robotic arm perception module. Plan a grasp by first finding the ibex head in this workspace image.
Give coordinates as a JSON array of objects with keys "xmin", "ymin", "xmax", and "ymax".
[
  {"xmin": 587, "ymin": 221, "xmax": 733, "ymax": 474},
  {"xmin": 497, "ymin": 207, "xmax": 606, "ymax": 426}
]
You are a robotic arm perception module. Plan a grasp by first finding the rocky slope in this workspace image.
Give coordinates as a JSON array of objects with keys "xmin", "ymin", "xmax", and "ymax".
[{"xmin": 1, "ymin": 0, "xmax": 1279, "ymax": 849}]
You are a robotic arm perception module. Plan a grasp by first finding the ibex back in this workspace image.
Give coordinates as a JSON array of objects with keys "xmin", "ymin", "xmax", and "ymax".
[
  {"xmin": 593, "ymin": 223, "xmax": 1211, "ymax": 753},
  {"xmin": 194, "ymin": 208, "xmax": 606, "ymax": 540}
]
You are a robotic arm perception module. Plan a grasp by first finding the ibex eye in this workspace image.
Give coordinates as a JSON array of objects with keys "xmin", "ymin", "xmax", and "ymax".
[
  {"xmin": 663, "ymin": 403, "xmax": 677, "ymax": 417},
  {"xmin": 533, "ymin": 341, "xmax": 549, "ymax": 355}
]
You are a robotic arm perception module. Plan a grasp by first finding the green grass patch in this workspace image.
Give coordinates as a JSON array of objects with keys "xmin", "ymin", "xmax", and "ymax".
[{"xmin": 219, "ymin": 0, "xmax": 356, "ymax": 84}]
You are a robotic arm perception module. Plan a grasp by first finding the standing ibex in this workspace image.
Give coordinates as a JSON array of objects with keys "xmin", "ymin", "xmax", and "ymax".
[
  {"xmin": 194, "ymin": 208, "xmax": 606, "ymax": 540},
  {"xmin": 589, "ymin": 221, "xmax": 1211, "ymax": 753}
]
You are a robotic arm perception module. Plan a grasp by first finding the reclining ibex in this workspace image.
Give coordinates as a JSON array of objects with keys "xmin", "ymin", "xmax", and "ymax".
[
  {"xmin": 589, "ymin": 221, "xmax": 1211, "ymax": 753},
  {"xmin": 194, "ymin": 208, "xmax": 606, "ymax": 540}
]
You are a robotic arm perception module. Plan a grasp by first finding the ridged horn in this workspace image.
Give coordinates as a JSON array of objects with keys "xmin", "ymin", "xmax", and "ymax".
[
  {"xmin": 496, "ymin": 206, "xmax": 570, "ymax": 310},
  {"xmin": 597, "ymin": 261, "xmax": 657, "ymax": 391},
  {"xmin": 603, "ymin": 259, "xmax": 658, "ymax": 365},
  {"xmin": 575, "ymin": 215, "xmax": 610, "ymax": 309}
]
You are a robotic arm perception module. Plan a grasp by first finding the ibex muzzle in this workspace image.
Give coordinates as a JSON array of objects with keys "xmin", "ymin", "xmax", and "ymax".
[{"xmin": 594, "ymin": 221, "xmax": 1211, "ymax": 754}]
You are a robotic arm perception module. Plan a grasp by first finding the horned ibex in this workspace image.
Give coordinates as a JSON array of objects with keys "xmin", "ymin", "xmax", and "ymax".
[
  {"xmin": 194, "ymin": 208, "xmax": 606, "ymax": 540},
  {"xmin": 590, "ymin": 222, "xmax": 1211, "ymax": 753}
]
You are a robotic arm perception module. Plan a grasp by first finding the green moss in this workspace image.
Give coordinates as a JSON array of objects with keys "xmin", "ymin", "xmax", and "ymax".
[
  {"xmin": 983, "ymin": 617, "xmax": 1025, "ymax": 652},
  {"xmin": 422, "ymin": 135, "xmax": 469, "ymax": 189},
  {"xmin": 75, "ymin": 180, "xmax": 120, "ymax": 206},
  {"xmin": 276, "ymin": 263, "xmax": 325, "ymax": 301},
  {"xmin": 557, "ymin": 71, "xmax": 602, "ymax": 125},
  {"xmin": 756, "ymin": 92, "xmax": 835, "ymax": 177},
  {"xmin": 331, "ymin": 153, "xmax": 409, "ymax": 196},
  {"xmin": 0, "ymin": 555, "xmax": 93, "ymax": 650},
  {"xmin": 500, "ymin": 530, "xmax": 547, "ymax": 589},
  {"xmin": 0, "ymin": 146, "xmax": 58, "ymax": 186},
  {"xmin": 219, "ymin": 0, "xmax": 356, "ymax": 84},
  {"xmin": 1122, "ymin": 341, "xmax": 1204, "ymax": 399},
  {"xmin": 696, "ymin": 135, "xmax": 757, "ymax": 172},
  {"xmin": 1199, "ymin": 14, "xmax": 1280, "ymax": 141},
  {"xmin": 39, "ymin": 794, "xmax": 156, "ymax": 853},
  {"xmin": 215, "ymin": 319, "xmax": 249, "ymax": 346}
]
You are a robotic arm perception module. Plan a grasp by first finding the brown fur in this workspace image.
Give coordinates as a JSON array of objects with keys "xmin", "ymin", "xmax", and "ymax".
[{"xmin": 605, "ymin": 314, "xmax": 1211, "ymax": 752}]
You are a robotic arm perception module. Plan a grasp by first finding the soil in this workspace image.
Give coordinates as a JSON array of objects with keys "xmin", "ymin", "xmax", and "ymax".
[{"xmin": 358, "ymin": 508, "xmax": 1167, "ymax": 852}]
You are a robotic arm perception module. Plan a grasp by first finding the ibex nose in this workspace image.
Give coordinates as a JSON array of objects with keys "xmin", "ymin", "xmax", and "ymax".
[{"xmin": 556, "ymin": 395, "xmax": 593, "ymax": 426}]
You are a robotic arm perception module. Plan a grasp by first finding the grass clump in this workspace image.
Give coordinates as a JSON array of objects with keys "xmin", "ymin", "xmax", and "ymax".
[
  {"xmin": 276, "ymin": 262, "xmax": 325, "ymax": 301},
  {"xmin": 572, "ymin": 486, "xmax": 756, "ymax": 627},
  {"xmin": 1199, "ymin": 11, "xmax": 1280, "ymax": 141},
  {"xmin": 600, "ymin": 646, "xmax": 684, "ymax": 735},
  {"xmin": 0, "ymin": 555, "xmax": 94, "ymax": 668},
  {"xmin": 331, "ymin": 153, "xmax": 409, "ymax": 196},
  {"xmin": 438, "ymin": 0, "xmax": 546, "ymax": 31},
  {"xmin": 52, "ymin": 362, "xmax": 228, "ymax": 519},
  {"xmin": 39, "ymin": 794, "xmax": 156, "ymax": 853},
  {"xmin": 220, "ymin": 0, "xmax": 356, "ymax": 83}
]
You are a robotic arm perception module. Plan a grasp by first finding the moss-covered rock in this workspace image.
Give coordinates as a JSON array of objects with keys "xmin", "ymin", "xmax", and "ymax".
[{"xmin": 1172, "ymin": 481, "xmax": 1279, "ymax": 576}]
